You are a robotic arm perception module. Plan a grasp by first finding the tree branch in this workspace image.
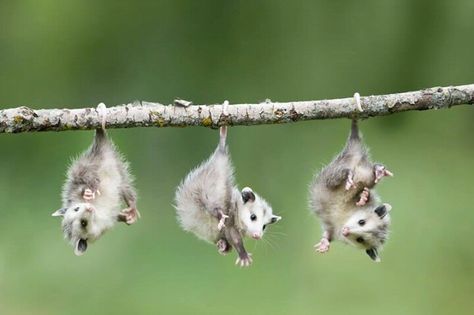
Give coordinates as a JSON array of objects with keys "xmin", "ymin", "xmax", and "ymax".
[{"xmin": 1, "ymin": 84, "xmax": 473, "ymax": 133}]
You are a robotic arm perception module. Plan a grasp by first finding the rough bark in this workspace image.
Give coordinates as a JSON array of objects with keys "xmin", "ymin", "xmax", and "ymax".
[{"xmin": 1, "ymin": 84, "xmax": 473, "ymax": 133}]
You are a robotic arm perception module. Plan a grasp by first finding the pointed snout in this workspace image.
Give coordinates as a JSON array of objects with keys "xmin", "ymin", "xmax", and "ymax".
[
  {"xmin": 342, "ymin": 227, "xmax": 350, "ymax": 237},
  {"xmin": 252, "ymin": 233, "xmax": 262, "ymax": 240}
]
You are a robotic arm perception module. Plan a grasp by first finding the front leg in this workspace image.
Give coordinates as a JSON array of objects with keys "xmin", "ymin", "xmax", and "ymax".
[
  {"xmin": 83, "ymin": 188, "xmax": 100, "ymax": 201},
  {"xmin": 225, "ymin": 226, "xmax": 252, "ymax": 267},
  {"xmin": 216, "ymin": 210, "xmax": 229, "ymax": 231},
  {"xmin": 118, "ymin": 186, "xmax": 140, "ymax": 225},
  {"xmin": 314, "ymin": 230, "xmax": 332, "ymax": 254},
  {"xmin": 71, "ymin": 171, "xmax": 100, "ymax": 201},
  {"xmin": 209, "ymin": 207, "xmax": 229, "ymax": 231},
  {"xmin": 345, "ymin": 169, "xmax": 356, "ymax": 190},
  {"xmin": 356, "ymin": 187, "xmax": 370, "ymax": 206}
]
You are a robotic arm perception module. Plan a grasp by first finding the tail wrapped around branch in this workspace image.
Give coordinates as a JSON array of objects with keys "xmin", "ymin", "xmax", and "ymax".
[
  {"xmin": 91, "ymin": 103, "xmax": 108, "ymax": 154},
  {"xmin": 219, "ymin": 101, "xmax": 229, "ymax": 152}
]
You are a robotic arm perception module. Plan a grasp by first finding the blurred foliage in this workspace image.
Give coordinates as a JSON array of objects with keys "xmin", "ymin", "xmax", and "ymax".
[{"xmin": 0, "ymin": 1, "xmax": 474, "ymax": 315}]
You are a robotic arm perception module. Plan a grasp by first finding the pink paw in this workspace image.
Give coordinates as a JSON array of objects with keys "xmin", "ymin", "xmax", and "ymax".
[
  {"xmin": 314, "ymin": 238, "xmax": 330, "ymax": 253},
  {"xmin": 235, "ymin": 253, "xmax": 253, "ymax": 267},
  {"xmin": 216, "ymin": 239, "xmax": 230, "ymax": 255},
  {"xmin": 83, "ymin": 189, "xmax": 95, "ymax": 201},
  {"xmin": 356, "ymin": 187, "xmax": 370, "ymax": 206},
  {"xmin": 345, "ymin": 172, "xmax": 356, "ymax": 190},
  {"xmin": 374, "ymin": 165, "xmax": 393, "ymax": 183},
  {"xmin": 119, "ymin": 207, "xmax": 140, "ymax": 225},
  {"xmin": 217, "ymin": 213, "xmax": 229, "ymax": 231}
]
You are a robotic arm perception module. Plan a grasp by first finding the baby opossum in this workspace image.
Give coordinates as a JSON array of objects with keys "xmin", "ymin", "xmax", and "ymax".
[
  {"xmin": 174, "ymin": 104, "xmax": 281, "ymax": 267},
  {"xmin": 309, "ymin": 119, "xmax": 393, "ymax": 262},
  {"xmin": 52, "ymin": 103, "xmax": 140, "ymax": 256}
]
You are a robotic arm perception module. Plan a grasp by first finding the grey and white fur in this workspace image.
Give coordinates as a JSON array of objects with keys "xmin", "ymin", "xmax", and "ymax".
[
  {"xmin": 174, "ymin": 102, "xmax": 281, "ymax": 267},
  {"xmin": 309, "ymin": 118, "xmax": 393, "ymax": 262},
  {"xmin": 52, "ymin": 103, "xmax": 140, "ymax": 256}
]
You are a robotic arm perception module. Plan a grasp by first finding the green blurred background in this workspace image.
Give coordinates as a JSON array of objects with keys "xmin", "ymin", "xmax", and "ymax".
[{"xmin": 1, "ymin": 1, "xmax": 473, "ymax": 314}]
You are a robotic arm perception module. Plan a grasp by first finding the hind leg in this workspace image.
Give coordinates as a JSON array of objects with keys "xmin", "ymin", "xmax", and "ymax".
[
  {"xmin": 118, "ymin": 206, "xmax": 140, "ymax": 225},
  {"xmin": 374, "ymin": 164, "xmax": 393, "ymax": 183},
  {"xmin": 325, "ymin": 167, "xmax": 355, "ymax": 190},
  {"xmin": 216, "ymin": 238, "xmax": 232, "ymax": 255}
]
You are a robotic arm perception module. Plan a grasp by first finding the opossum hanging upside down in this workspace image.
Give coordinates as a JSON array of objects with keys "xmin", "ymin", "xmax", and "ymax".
[
  {"xmin": 309, "ymin": 103, "xmax": 393, "ymax": 262},
  {"xmin": 52, "ymin": 103, "xmax": 140, "ymax": 256},
  {"xmin": 175, "ymin": 101, "xmax": 282, "ymax": 267}
]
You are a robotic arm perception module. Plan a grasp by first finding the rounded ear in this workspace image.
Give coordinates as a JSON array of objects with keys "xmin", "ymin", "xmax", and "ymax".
[
  {"xmin": 241, "ymin": 187, "xmax": 255, "ymax": 204},
  {"xmin": 366, "ymin": 248, "xmax": 381, "ymax": 262},
  {"xmin": 74, "ymin": 239, "xmax": 88, "ymax": 256},
  {"xmin": 52, "ymin": 208, "xmax": 67, "ymax": 217},
  {"xmin": 374, "ymin": 203, "xmax": 391, "ymax": 219},
  {"xmin": 270, "ymin": 215, "xmax": 282, "ymax": 224}
]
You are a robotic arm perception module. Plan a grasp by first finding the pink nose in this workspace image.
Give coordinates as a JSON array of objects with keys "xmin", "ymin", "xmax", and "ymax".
[
  {"xmin": 252, "ymin": 233, "xmax": 261, "ymax": 240},
  {"xmin": 342, "ymin": 227, "xmax": 350, "ymax": 236}
]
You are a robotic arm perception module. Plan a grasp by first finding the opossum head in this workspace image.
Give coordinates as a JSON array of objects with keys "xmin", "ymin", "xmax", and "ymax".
[
  {"xmin": 341, "ymin": 203, "xmax": 392, "ymax": 262},
  {"xmin": 52, "ymin": 202, "xmax": 112, "ymax": 256},
  {"xmin": 238, "ymin": 187, "xmax": 281, "ymax": 240}
]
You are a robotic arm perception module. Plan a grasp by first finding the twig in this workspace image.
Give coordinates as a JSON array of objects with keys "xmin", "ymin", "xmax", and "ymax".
[{"xmin": 1, "ymin": 84, "xmax": 473, "ymax": 133}]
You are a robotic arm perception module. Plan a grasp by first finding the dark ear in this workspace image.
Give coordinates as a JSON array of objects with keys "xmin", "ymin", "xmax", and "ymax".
[
  {"xmin": 270, "ymin": 215, "xmax": 282, "ymax": 224},
  {"xmin": 74, "ymin": 239, "xmax": 88, "ymax": 256},
  {"xmin": 241, "ymin": 187, "xmax": 255, "ymax": 204},
  {"xmin": 374, "ymin": 203, "xmax": 392, "ymax": 219},
  {"xmin": 366, "ymin": 248, "xmax": 381, "ymax": 262},
  {"xmin": 52, "ymin": 207, "xmax": 67, "ymax": 217}
]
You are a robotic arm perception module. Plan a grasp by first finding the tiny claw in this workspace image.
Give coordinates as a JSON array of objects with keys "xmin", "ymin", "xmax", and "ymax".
[{"xmin": 235, "ymin": 253, "xmax": 253, "ymax": 267}]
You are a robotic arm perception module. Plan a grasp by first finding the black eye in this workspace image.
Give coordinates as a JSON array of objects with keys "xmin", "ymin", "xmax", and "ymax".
[
  {"xmin": 74, "ymin": 207, "xmax": 80, "ymax": 212},
  {"xmin": 358, "ymin": 219, "xmax": 366, "ymax": 226},
  {"xmin": 250, "ymin": 214, "xmax": 257, "ymax": 221},
  {"xmin": 80, "ymin": 219, "xmax": 88, "ymax": 228},
  {"xmin": 356, "ymin": 237, "xmax": 364, "ymax": 243},
  {"xmin": 263, "ymin": 224, "xmax": 267, "ymax": 231}
]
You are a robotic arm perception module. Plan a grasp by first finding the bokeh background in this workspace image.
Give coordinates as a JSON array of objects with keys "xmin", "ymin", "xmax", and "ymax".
[{"xmin": 1, "ymin": 1, "xmax": 474, "ymax": 315}]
